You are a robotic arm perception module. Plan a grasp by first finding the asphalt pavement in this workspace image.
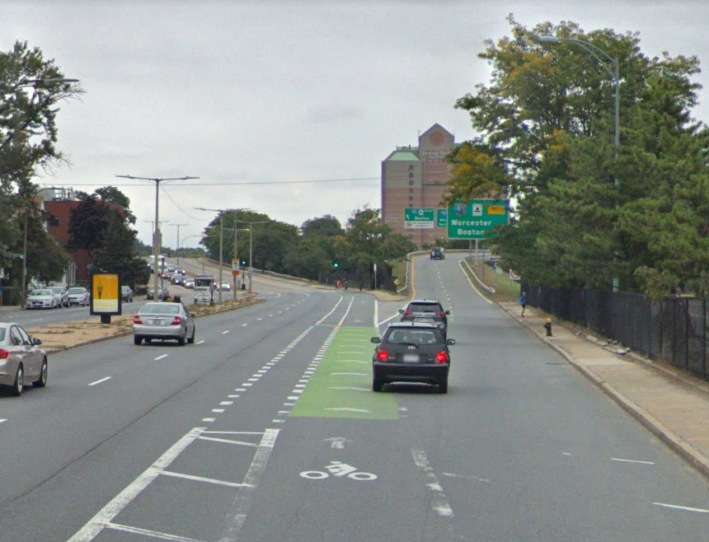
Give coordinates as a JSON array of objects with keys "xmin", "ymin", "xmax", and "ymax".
[{"xmin": 1, "ymin": 257, "xmax": 709, "ymax": 541}]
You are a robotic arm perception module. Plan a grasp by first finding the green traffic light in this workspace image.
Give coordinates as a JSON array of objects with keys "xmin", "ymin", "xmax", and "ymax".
[{"xmin": 333, "ymin": 262, "xmax": 339, "ymax": 268}]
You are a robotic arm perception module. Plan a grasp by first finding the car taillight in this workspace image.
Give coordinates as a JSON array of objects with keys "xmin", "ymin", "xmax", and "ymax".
[
  {"xmin": 435, "ymin": 352, "xmax": 448, "ymax": 364},
  {"xmin": 133, "ymin": 315, "xmax": 143, "ymax": 325},
  {"xmin": 403, "ymin": 311, "xmax": 412, "ymax": 317},
  {"xmin": 377, "ymin": 350, "xmax": 389, "ymax": 362},
  {"xmin": 0, "ymin": 349, "xmax": 9, "ymax": 359},
  {"xmin": 171, "ymin": 316, "xmax": 182, "ymax": 325},
  {"xmin": 437, "ymin": 312, "xmax": 445, "ymax": 318}
]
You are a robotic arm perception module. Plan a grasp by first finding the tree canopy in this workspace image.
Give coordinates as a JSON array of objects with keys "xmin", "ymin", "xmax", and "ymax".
[{"xmin": 450, "ymin": 16, "xmax": 709, "ymax": 298}]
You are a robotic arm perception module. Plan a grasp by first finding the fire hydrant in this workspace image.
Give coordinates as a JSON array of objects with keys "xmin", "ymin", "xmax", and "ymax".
[{"xmin": 544, "ymin": 318, "xmax": 553, "ymax": 337}]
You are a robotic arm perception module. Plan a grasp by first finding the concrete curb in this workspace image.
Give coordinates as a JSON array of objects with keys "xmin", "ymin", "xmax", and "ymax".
[{"xmin": 498, "ymin": 303, "xmax": 709, "ymax": 481}]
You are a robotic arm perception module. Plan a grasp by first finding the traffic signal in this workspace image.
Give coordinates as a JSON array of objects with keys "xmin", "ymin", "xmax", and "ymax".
[
  {"xmin": 241, "ymin": 259, "xmax": 247, "ymax": 266},
  {"xmin": 333, "ymin": 262, "xmax": 339, "ymax": 269}
]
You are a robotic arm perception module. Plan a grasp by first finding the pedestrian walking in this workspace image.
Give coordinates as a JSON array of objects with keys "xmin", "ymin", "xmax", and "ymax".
[{"xmin": 519, "ymin": 291, "xmax": 527, "ymax": 317}]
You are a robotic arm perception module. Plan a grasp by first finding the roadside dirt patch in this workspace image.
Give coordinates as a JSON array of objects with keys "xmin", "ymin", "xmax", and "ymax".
[{"xmin": 29, "ymin": 295, "xmax": 261, "ymax": 353}]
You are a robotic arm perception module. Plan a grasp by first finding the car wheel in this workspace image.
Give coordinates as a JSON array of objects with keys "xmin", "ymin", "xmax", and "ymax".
[
  {"xmin": 134, "ymin": 336, "xmax": 143, "ymax": 346},
  {"xmin": 187, "ymin": 328, "xmax": 195, "ymax": 344},
  {"xmin": 373, "ymin": 378, "xmax": 383, "ymax": 392},
  {"xmin": 33, "ymin": 358, "xmax": 48, "ymax": 388},
  {"xmin": 439, "ymin": 380, "xmax": 448, "ymax": 394},
  {"xmin": 11, "ymin": 364, "xmax": 24, "ymax": 397},
  {"xmin": 178, "ymin": 333, "xmax": 186, "ymax": 346}
]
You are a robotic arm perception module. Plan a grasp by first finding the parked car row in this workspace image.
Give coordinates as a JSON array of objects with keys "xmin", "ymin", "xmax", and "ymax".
[{"xmin": 25, "ymin": 284, "xmax": 139, "ymax": 310}]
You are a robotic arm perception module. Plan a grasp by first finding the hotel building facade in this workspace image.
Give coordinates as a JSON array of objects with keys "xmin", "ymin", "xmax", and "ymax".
[{"xmin": 381, "ymin": 123, "xmax": 455, "ymax": 248}]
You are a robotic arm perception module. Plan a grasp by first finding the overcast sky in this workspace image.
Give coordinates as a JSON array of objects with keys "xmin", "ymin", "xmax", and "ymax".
[{"xmin": 5, "ymin": 1, "xmax": 709, "ymax": 247}]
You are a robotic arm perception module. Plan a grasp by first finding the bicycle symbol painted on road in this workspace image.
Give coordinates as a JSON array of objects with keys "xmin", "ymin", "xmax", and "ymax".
[{"xmin": 300, "ymin": 461, "xmax": 377, "ymax": 481}]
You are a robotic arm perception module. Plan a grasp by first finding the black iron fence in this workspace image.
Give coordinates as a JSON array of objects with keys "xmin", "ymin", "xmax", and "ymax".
[{"xmin": 523, "ymin": 285, "xmax": 709, "ymax": 381}]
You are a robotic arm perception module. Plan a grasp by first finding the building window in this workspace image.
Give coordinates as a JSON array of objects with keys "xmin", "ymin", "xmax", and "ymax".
[
  {"xmin": 408, "ymin": 188, "xmax": 413, "ymax": 194},
  {"xmin": 408, "ymin": 180, "xmax": 414, "ymax": 186},
  {"xmin": 409, "ymin": 165, "xmax": 414, "ymax": 170},
  {"xmin": 408, "ymin": 196, "xmax": 414, "ymax": 202},
  {"xmin": 409, "ymin": 172, "xmax": 414, "ymax": 178}
]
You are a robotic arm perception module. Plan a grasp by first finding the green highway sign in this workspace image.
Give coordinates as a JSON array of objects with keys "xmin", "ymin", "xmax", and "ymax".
[
  {"xmin": 404, "ymin": 208, "xmax": 435, "ymax": 229},
  {"xmin": 447, "ymin": 200, "xmax": 509, "ymax": 240},
  {"xmin": 436, "ymin": 209, "xmax": 448, "ymax": 228}
]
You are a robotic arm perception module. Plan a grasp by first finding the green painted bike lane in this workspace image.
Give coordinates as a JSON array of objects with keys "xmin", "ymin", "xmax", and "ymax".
[{"xmin": 290, "ymin": 327, "xmax": 400, "ymax": 420}]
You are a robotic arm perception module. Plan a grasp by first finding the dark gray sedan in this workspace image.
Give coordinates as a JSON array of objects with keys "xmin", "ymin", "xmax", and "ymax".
[
  {"xmin": 0, "ymin": 322, "xmax": 48, "ymax": 396},
  {"xmin": 133, "ymin": 302, "xmax": 196, "ymax": 346}
]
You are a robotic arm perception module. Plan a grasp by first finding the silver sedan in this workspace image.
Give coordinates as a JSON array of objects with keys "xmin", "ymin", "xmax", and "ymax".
[
  {"xmin": 133, "ymin": 302, "xmax": 196, "ymax": 346},
  {"xmin": 0, "ymin": 323, "xmax": 48, "ymax": 396}
]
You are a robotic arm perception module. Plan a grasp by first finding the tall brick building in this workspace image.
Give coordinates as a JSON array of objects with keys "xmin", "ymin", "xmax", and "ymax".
[{"xmin": 381, "ymin": 124, "xmax": 455, "ymax": 248}]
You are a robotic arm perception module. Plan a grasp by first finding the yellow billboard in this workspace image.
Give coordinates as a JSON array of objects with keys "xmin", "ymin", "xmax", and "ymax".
[{"xmin": 91, "ymin": 274, "xmax": 121, "ymax": 315}]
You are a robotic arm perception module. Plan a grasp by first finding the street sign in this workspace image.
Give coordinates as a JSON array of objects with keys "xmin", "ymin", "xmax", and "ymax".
[
  {"xmin": 436, "ymin": 209, "xmax": 447, "ymax": 228},
  {"xmin": 447, "ymin": 200, "xmax": 509, "ymax": 240},
  {"xmin": 232, "ymin": 258, "xmax": 240, "ymax": 276},
  {"xmin": 404, "ymin": 208, "xmax": 435, "ymax": 229}
]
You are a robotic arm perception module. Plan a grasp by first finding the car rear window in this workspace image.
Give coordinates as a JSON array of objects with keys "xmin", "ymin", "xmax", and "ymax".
[
  {"xmin": 386, "ymin": 328, "xmax": 439, "ymax": 345},
  {"xmin": 407, "ymin": 303, "xmax": 442, "ymax": 313},
  {"xmin": 141, "ymin": 304, "xmax": 180, "ymax": 315},
  {"xmin": 0, "ymin": 329, "xmax": 5, "ymax": 342},
  {"xmin": 69, "ymin": 288, "xmax": 84, "ymax": 294}
]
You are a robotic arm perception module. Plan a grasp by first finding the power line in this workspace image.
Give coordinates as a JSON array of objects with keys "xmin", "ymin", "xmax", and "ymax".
[{"xmin": 41, "ymin": 176, "xmax": 380, "ymax": 188}]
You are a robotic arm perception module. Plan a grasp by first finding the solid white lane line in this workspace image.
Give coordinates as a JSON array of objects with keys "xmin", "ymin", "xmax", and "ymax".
[
  {"xmin": 316, "ymin": 295, "xmax": 344, "ymax": 326},
  {"xmin": 336, "ymin": 297, "xmax": 356, "ymax": 327},
  {"xmin": 198, "ymin": 436, "xmax": 258, "ymax": 447},
  {"xmin": 220, "ymin": 429, "xmax": 280, "ymax": 541},
  {"xmin": 611, "ymin": 458, "xmax": 655, "ymax": 465},
  {"xmin": 106, "ymin": 523, "xmax": 204, "ymax": 542},
  {"xmin": 155, "ymin": 354, "xmax": 168, "ymax": 361},
  {"xmin": 88, "ymin": 377, "xmax": 112, "ymax": 387},
  {"xmin": 161, "ymin": 470, "xmax": 252, "ymax": 488},
  {"xmin": 458, "ymin": 260, "xmax": 492, "ymax": 304},
  {"xmin": 653, "ymin": 502, "xmax": 709, "ymax": 513},
  {"xmin": 374, "ymin": 299, "xmax": 379, "ymax": 328},
  {"xmin": 67, "ymin": 427, "xmax": 206, "ymax": 542}
]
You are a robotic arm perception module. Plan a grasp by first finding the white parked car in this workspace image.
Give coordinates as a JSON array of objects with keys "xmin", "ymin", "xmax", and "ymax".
[
  {"xmin": 48, "ymin": 285, "xmax": 70, "ymax": 308},
  {"xmin": 220, "ymin": 283, "xmax": 232, "ymax": 291},
  {"xmin": 26, "ymin": 289, "xmax": 58, "ymax": 310},
  {"xmin": 68, "ymin": 287, "xmax": 90, "ymax": 306}
]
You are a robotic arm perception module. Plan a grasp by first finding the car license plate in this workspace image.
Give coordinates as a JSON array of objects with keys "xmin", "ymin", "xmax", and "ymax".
[
  {"xmin": 403, "ymin": 354, "xmax": 419, "ymax": 363},
  {"xmin": 416, "ymin": 318, "xmax": 435, "ymax": 324}
]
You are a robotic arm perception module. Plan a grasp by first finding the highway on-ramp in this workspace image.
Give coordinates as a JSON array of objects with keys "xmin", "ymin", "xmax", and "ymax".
[{"xmin": 1, "ymin": 256, "xmax": 708, "ymax": 541}]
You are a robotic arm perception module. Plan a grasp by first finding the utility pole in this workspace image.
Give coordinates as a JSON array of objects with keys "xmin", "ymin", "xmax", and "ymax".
[
  {"xmin": 118, "ymin": 175, "xmax": 199, "ymax": 302},
  {"xmin": 171, "ymin": 223, "xmax": 188, "ymax": 265}
]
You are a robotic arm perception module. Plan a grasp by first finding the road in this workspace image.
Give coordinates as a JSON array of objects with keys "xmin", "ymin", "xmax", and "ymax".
[{"xmin": 1, "ymin": 255, "xmax": 709, "ymax": 541}]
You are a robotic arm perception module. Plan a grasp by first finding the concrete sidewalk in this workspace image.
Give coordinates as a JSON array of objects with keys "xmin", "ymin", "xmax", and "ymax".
[{"xmin": 500, "ymin": 301, "xmax": 709, "ymax": 480}]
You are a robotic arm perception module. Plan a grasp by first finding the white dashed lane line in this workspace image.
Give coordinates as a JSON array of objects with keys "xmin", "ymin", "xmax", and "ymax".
[
  {"xmin": 155, "ymin": 354, "xmax": 168, "ymax": 361},
  {"xmin": 0, "ymin": 419, "xmax": 7, "ymax": 424},
  {"xmin": 88, "ymin": 376, "xmax": 112, "ymax": 387},
  {"xmin": 222, "ymin": 330, "xmax": 230, "ymax": 335},
  {"xmin": 196, "ymin": 340, "xmax": 205, "ymax": 345},
  {"xmin": 242, "ymin": 323, "xmax": 248, "ymax": 327}
]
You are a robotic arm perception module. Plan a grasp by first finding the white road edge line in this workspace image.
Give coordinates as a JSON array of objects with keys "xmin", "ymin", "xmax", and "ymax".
[
  {"xmin": 88, "ymin": 376, "xmax": 112, "ymax": 387},
  {"xmin": 336, "ymin": 297, "xmax": 355, "ymax": 327},
  {"xmin": 458, "ymin": 260, "xmax": 492, "ymax": 304},
  {"xmin": 66, "ymin": 427, "xmax": 206, "ymax": 542},
  {"xmin": 374, "ymin": 299, "xmax": 379, "ymax": 328},
  {"xmin": 611, "ymin": 458, "xmax": 655, "ymax": 465},
  {"xmin": 653, "ymin": 502, "xmax": 709, "ymax": 513}
]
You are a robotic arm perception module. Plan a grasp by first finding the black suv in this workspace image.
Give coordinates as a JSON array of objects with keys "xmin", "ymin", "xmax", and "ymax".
[
  {"xmin": 371, "ymin": 322, "xmax": 455, "ymax": 393},
  {"xmin": 399, "ymin": 299, "xmax": 450, "ymax": 338},
  {"xmin": 430, "ymin": 247, "xmax": 444, "ymax": 260}
]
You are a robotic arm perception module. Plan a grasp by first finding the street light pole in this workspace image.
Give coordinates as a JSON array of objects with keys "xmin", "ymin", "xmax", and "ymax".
[
  {"xmin": 118, "ymin": 175, "xmax": 199, "ymax": 302},
  {"xmin": 535, "ymin": 34, "xmax": 620, "ymax": 290},
  {"xmin": 171, "ymin": 223, "xmax": 188, "ymax": 266}
]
